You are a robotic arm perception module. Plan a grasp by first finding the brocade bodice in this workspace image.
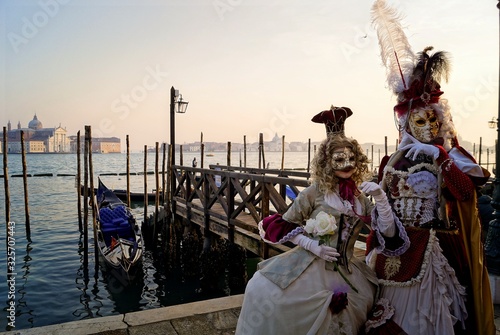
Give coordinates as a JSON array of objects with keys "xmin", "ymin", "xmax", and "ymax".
[{"xmin": 384, "ymin": 162, "xmax": 439, "ymax": 227}]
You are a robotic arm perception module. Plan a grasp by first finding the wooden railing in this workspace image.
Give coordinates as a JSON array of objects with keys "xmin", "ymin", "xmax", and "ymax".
[{"xmin": 170, "ymin": 164, "xmax": 311, "ymax": 258}]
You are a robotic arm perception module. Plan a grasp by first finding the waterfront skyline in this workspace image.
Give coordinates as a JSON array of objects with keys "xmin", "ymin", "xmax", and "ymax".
[{"xmin": 1, "ymin": 0, "xmax": 498, "ymax": 152}]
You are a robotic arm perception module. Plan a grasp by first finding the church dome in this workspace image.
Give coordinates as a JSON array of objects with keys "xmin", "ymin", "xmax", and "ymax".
[{"xmin": 28, "ymin": 114, "xmax": 43, "ymax": 130}]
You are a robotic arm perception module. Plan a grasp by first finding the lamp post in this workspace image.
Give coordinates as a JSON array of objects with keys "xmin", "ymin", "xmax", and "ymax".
[
  {"xmin": 484, "ymin": 1, "xmax": 500, "ymax": 275},
  {"xmin": 170, "ymin": 86, "xmax": 189, "ymax": 210}
]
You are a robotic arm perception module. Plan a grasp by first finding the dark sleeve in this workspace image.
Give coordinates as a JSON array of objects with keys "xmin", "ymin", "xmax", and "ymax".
[{"xmin": 262, "ymin": 213, "xmax": 300, "ymax": 243}]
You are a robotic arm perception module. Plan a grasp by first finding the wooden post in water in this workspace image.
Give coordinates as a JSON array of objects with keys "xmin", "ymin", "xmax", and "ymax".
[
  {"xmin": 244, "ymin": 135, "xmax": 247, "ymax": 168},
  {"xmin": 126, "ymin": 135, "xmax": 131, "ymax": 207},
  {"xmin": 479, "ymin": 137, "xmax": 483, "ymax": 165},
  {"xmin": 180, "ymin": 145, "xmax": 183, "ymax": 166},
  {"xmin": 166, "ymin": 144, "xmax": 172, "ymax": 212},
  {"xmin": 384, "ymin": 136, "xmax": 388, "ymax": 156},
  {"xmin": 20, "ymin": 130, "xmax": 30, "ymax": 237},
  {"xmin": 281, "ymin": 135, "xmax": 285, "ymax": 170},
  {"xmin": 200, "ymin": 132, "xmax": 204, "ymax": 169},
  {"xmin": 378, "ymin": 149, "xmax": 381, "ymax": 169},
  {"xmin": 143, "ymin": 145, "xmax": 148, "ymax": 226},
  {"xmin": 307, "ymin": 139, "xmax": 311, "ymax": 173},
  {"xmin": 227, "ymin": 142, "xmax": 231, "ymax": 167},
  {"xmin": 162, "ymin": 142, "xmax": 167, "ymax": 206},
  {"xmin": 487, "ymin": 148, "xmax": 490, "ymax": 171},
  {"xmin": 77, "ymin": 131, "xmax": 82, "ymax": 231},
  {"xmin": 259, "ymin": 133, "xmax": 266, "ymax": 169},
  {"xmin": 87, "ymin": 126, "xmax": 98, "ymax": 266},
  {"xmin": 258, "ymin": 134, "xmax": 262, "ymax": 169},
  {"xmin": 3, "ymin": 128, "xmax": 10, "ymax": 242},
  {"xmin": 154, "ymin": 142, "xmax": 160, "ymax": 242},
  {"xmin": 83, "ymin": 126, "xmax": 90, "ymax": 269},
  {"xmin": 371, "ymin": 145, "xmax": 374, "ymax": 172}
]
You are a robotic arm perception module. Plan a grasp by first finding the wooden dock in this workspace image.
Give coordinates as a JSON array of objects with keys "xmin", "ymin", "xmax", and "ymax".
[{"xmin": 163, "ymin": 164, "xmax": 367, "ymax": 260}]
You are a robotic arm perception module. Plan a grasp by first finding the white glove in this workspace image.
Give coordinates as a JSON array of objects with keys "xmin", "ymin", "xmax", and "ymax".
[
  {"xmin": 360, "ymin": 181, "xmax": 395, "ymax": 237},
  {"xmin": 360, "ymin": 181, "xmax": 383, "ymax": 199},
  {"xmin": 290, "ymin": 234, "xmax": 340, "ymax": 262},
  {"xmin": 399, "ymin": 132, "xmax": 439, "ymax": 160}
]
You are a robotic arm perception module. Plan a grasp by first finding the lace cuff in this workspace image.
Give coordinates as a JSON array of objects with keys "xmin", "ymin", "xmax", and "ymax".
[
  {"xmin": 371, "ymin": 210, "xmax": 410, "ymax": 257},
  {"xmin": 258, "ymin": 221, "xmax": 304, "ymax": 245}
]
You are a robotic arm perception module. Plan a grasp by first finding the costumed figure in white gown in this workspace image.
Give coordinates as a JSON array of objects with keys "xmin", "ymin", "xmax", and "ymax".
[
  {"xmin": 236, "ymin": 106, "xmax": 397, "ymax": 335},
  {"xmin": 365, "ymin": 1, "xmax": 495, "ymax": 334}
]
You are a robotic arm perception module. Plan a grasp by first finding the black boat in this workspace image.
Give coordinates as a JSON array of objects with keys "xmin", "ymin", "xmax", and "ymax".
[{"xmin": 95, "ymin": 178, "xmax": 143, "ymax": 280}]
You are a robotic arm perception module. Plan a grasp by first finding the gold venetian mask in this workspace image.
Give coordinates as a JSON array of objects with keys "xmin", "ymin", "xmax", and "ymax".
[{"xmin": 408, "ymin": 108, "xmax": 439, "ymax": 143}]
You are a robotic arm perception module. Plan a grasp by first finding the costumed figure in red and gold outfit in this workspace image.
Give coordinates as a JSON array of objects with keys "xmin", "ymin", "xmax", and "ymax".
[
  {"xmin": 365, "ymin": 1, "xmax": 495, "ymax": 334},
  {"xmin": 236, "ymin": 106, "xmax": 397, "ymax": 335}
]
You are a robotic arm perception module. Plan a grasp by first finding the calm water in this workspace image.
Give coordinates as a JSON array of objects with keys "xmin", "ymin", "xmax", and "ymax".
[{"xmin": 0, "ymin": 151, "xmax": 311, "ymax": 331}]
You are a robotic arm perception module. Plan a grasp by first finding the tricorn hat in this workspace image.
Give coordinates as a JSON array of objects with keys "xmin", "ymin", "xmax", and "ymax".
[{"xmin": 312, "ymin": 105, "xmax": 352, "ymax": 136}]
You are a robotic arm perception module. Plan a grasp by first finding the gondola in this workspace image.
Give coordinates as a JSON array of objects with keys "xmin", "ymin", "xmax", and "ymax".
[{"xmin": 95, "ymin": 178, "xmax": 143, "ymax": 280}]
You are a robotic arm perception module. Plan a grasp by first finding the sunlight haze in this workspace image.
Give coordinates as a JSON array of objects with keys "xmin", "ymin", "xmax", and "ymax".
[{"xmin": 1, "ymin": 0, "xmax": 498, "ymax": 152}]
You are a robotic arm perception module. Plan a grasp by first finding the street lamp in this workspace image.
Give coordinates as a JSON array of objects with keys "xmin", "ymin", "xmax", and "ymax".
[
  {"xmin": 170, "ymin": 86, "xmax": 189, "ymax": 165},
  {"xmin": 488, "ymin": 117, "xmax": 497, "ymax": 129},
  {"xmin": 170, "ymin": 86, "xmax": 189, "ymax": 208},
  {"xmin": 484, "ymin": 1, "xmax": 500, "ymax": 275}
]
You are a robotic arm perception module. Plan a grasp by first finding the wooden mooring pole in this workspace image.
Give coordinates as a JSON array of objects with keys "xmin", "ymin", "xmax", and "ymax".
[
  {"xmin": 143, "ymin": 145, "xmax": 148, "ymax": 226},
  {"xmin": 83, "ymin": 126, "xmax": 90, "ymax": 269},
  {"xmin": 3, "ymin": 128, "xmax": 10, "ymax": 242},
  {"xmin": 307, "ymin": 139, "xmax": 311, "ymax": 173},
  {"xmin": 154, "ymin": 141, "xmax": 160, "ymax": 242},
  {"xmin": 259, "ymin": 133, "xmax": 265, "ymax": 169},
  {"xmin": 126, "ymin": 135, "xmax": 131, "ymax": 207},
  {"xmin": 77, "ymin": 131, "xmax": 82, "ymax": 231},
  {"xmin": 162, "ymin": 142, "xmax": 167, "ymax": 206},
  {"xmin": 87, "ymin": 126, "xmax": 98, "ymax": 267},
  {"xmin": 479, "ymin": 137, "xmax": 483, "ymax": 165},
  {"xmin": 200, "ymin": 132, "xmax": 204, "ymax": 169},
  {"xmin": 281, "ymin": 135, "xmax": 285, "ymax": 170},
  {"xmin": 243, "ymin": 135, "xmax": 247, "ymax": 168},
  {"xmin": 20, "ymin": 130, "xmax": 30, "ymax": 238}
]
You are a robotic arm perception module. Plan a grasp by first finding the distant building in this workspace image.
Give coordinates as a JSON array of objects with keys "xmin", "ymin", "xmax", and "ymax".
[
  {"xmin": 68, "ymin": 135, "xmax": 121, "ymax": 153},
  {"xmin": 0, "ymin": 115, "xmax": 121, "ymax": 154},
  {"xmin": 0, "ymin": 114, "xmax": 70, "ymax": 153}
]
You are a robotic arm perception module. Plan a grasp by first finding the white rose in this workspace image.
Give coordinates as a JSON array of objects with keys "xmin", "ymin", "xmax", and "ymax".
[
  {"xmin": 304, "ymin": 217, "xmax": 316, "ymax": 234},
  {"xmin": 314, "ymin": 212, "xmax": 337, "ymax": 236}
]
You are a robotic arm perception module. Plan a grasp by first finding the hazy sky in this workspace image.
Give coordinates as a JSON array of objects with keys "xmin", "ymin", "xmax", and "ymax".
[{"xmin": 0, "ymin": 0, "xmax": 498, "ymax": 152}]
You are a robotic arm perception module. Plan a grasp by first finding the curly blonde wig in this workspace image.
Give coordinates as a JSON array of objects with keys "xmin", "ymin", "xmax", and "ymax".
[{"xmin": 310, "ymin": 135, "xmax": 371, "ymax": 193}]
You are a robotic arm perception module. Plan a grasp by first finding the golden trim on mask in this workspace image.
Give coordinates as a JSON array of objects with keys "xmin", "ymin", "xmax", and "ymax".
[{"xmin": 331, "ymin": 147, "xmax": 356, "ymax": 170}]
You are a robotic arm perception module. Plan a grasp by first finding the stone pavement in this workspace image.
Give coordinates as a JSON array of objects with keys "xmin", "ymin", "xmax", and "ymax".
[
  {"xmin": 1, "ymin": 294, "xmax": 499, "ymax": 335},
  {"xmin": 0, "ymin": 295, "xmax": 243, "ymax": 335}
]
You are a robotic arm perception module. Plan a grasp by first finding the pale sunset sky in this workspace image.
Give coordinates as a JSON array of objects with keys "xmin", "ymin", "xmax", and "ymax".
[{"xmin": 0, "ymin": 0, "xmax": 498, "ymax": 152}]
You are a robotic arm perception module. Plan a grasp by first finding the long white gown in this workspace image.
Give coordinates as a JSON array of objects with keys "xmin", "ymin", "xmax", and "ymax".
[{"xmin": 236, "ymin": 184, "xmax": 378, "ymax": 335}]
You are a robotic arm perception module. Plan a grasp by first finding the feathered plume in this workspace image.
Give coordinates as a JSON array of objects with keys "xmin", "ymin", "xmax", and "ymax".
[
  {"xmin": 371, "ymin": 0, "xmax": 415, "ymax": 94},
  {"xmin": 413, "ymin": 47, "xmax": 451, "ymax": 92}
]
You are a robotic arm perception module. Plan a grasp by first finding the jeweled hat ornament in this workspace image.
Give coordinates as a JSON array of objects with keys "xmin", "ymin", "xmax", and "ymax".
[{"xmin": 311, "ymin": 105, "xmax": 353, "ymax": 136}]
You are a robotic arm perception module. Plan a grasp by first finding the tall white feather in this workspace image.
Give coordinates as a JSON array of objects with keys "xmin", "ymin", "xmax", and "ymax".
[{"xmin": 371, "ymin": 0, "xmax": 415, "ymax": 95}]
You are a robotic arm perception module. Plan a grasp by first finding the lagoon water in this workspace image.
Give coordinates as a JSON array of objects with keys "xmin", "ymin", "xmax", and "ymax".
[{"xmin": 0, "ymin": 151, "xmax": 312, "ymax": 331}]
